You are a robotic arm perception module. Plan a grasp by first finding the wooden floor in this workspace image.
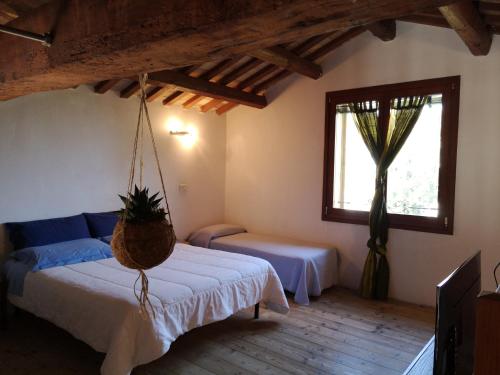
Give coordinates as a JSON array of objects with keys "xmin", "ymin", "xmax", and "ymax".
[{"xmin": 0, "ymin": 288, "xmax": 435, "ymax": 375}]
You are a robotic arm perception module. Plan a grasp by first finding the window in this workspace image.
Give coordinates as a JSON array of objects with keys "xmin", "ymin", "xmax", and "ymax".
[{"xmin": 322, "ymin": 77, "xmax": 460, "ymax": 234}]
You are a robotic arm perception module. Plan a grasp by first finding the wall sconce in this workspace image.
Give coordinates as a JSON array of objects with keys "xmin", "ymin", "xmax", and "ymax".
[{"xmin": 169, "ymin": 130, "xmax": 190, "ymax": 136}]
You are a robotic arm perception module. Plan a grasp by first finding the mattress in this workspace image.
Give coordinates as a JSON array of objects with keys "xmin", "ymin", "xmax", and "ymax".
[
  {"xmin": 6, "ymin": 243, "xmax": 289, "ymax": 375},
  {"xmin": 210, "ymin": 232, "xmax": 338, "ymax": 305}
]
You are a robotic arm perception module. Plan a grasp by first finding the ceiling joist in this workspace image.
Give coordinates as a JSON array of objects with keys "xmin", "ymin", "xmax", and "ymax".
[
  {"xmin": 250, "ymin": 46, "xmax": 322, "ymax": 79},
  {"xmin": 94, "ymin": 79, "xmax": 119, "ymax": 94},
  {"xmin": 148, "ymin": 70, "xmax": 267, "ymax": 109},
  {"xmin": 439, "ymin": 1, "xmax": 492, "ymax": 55}
]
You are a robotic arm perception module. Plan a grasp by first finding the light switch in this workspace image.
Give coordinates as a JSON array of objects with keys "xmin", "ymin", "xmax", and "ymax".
[{"xmin": 178, "ymin": 184, "xmax": 188, "ymax": 192}]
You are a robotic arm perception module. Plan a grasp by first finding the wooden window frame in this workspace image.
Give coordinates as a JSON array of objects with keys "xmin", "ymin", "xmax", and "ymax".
[{"xmin": 322, "ymin": 76, "xmax": 460, "ymax": 235}]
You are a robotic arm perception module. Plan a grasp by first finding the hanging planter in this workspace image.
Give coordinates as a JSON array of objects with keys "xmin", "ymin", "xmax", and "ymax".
[
  {"xmin": 112, "ymin": 186, "xmax": 176, "ymax": 270},
  {"xmin": 111, "ymin": 74, "xmax": 176, "ymax": 317}
]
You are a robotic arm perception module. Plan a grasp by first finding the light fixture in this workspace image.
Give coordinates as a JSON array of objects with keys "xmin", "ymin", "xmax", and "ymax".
[{"xmin": 169, "ymin": 130, "xmax": 190, "ymax": 136}]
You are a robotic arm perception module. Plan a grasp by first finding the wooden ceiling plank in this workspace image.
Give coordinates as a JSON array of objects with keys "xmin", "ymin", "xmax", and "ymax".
[
  {"xmin": 180, "ymin": 58, "xmax": 240, "ymax": 107},
  {"xmin": 367, "ymin": 20, "xmax": 397, "ymax": 41},
  {"xmin": 162, "ymin": 90, "xmax": 184, "ymax": 106},
  {"xmin": 305, "ymin": 27, "xmax": 366, "ymax": 62},
  {"xmin": 292, "ymin": 32, "xmax": 336, "ymax": 56},
  {"xmin": 201, "ymin": 99, "xmax": 224, "ymax": 113},
  {"xmin": 120, "ymin": 81, "xmax": 140, "ymax": 98},
  {"xmin": 183, "ymin": 94, "xmax": 204, "ymax": 108},
  {"xmin": 146, "ymin": 86, "xmax": 171, "ymax": 102},
  {"xmin": 0, "ymin": 0, "xmax": 463, "ymax": 100},
  {"xmin": 254, "ymin": 27, "xmax": 366, "ymax": 94},
  {"xmin": 94, "ymin": 79, "xmax": 120, "ymax": 94},
  {"xmin": 148, "ymin": 70, "xmax": 267, "ymax": 109},
  {"xmin": 216, "ymin": 102, "xmax": 239, "ymax": 115},
  {"xmin": 439, "ymin": 1, "xmax": 492, "ymax": 55},
  {"xmin": 217, "ymin": 58, "xmax": 263, "ymax": 86},
  {"xmin": 250, "ymin": 46, "xmax": 322, "ymax": 79}
]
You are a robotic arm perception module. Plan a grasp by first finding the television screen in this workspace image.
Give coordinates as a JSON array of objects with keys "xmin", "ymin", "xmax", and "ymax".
[{"xmin": 434, "ymin": 251, "xmax": 481, "ymax": 375}]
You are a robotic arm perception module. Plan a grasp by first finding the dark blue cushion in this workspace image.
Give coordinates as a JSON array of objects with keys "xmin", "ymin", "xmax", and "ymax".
[
  {"xmin": 100, "ymin": 235, "xmax": 113, "ymax": 245},
  {"xmin": 5, "ymin": 214, "xmax": 91, "ymax": 250},
  {"xmin": 83, "ymin": 212, "xmax": 119, "ymax": 238},
  {"xmin": 12, "ymin": 238, "xmax": 113, "ymax": 272}
]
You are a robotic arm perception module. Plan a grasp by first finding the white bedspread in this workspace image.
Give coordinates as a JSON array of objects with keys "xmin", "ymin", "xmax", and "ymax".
[{"xmin": 8, "ymin": 243, "xmax": 289, "ymax": 375}]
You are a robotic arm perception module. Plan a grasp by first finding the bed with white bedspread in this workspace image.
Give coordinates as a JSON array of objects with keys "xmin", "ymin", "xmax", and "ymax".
[{"xmin": 5, "ymin": 243, "xmax": 289, "ymax": 375}]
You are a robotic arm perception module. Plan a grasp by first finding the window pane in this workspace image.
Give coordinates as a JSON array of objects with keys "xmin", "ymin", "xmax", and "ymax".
[
  {"xmin": 387, "ymin": 95, "xmax": 442, "ymax": 217},
  {"xmin": 333, "ymin": 105, "xmax": 376, "ymax": 211}
]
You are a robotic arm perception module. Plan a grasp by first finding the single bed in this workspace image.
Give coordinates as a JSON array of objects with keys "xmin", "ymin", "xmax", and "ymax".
[
  {"xmin": 188, "ymin": 224, "xmax": 339, "ymax": 305},
  {"xmin": 3, "ymin": 242, "xmax": 289, "ymax": 375}
]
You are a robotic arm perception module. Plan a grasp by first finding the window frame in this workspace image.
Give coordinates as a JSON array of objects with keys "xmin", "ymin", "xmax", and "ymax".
[{"xmin": 322, "ymin": 76, "xmax": 460, "ymax": 235}]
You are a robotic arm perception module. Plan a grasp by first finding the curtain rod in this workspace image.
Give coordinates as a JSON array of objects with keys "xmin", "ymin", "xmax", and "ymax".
[{"xmin": 0, "ymin": 25, "xmax": 52, "ymax": 46}]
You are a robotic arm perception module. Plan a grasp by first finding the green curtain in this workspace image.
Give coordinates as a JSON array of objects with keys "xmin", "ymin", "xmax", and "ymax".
[{"xmin": 349, "ymin": 96, "xmax": 429, "ymax": 299}]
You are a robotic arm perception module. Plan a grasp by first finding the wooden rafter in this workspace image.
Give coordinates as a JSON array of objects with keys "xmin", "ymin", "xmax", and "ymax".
[
  {"xmin": 201, "ymin": 99, "xmax": 224, "ymax": 113},
  {"xmin": 367, "ymin": 20, "xmax": 397, "ymax": 41},
  {"xmin": 94, "ymin": 79, "xmax": 119, "ymax": 94},
  {"xmin": 250, "ymin": 46, "xmax": 322, "ymax": 79},
  {"xmin": 217, "ymin": 27, "xmax": 366, "ymax": 115},
  {"xmin": 216, "ymin": 102, "xmax": 239, "ymax": 115},
  {"xmin": 204, "ymin": 31, "xmax": 342, "ymax": 113},
  {"xmin": 439, "ymin": 1, "xmax": 492, "ymax": 55},
  {"xmin": 254, "ymin": 28, "xmax": 366, "ymax": 94},
  {"xmin": 146, "ymin": 86, "xmax": 170, "ymax": 102},
  {"xmin": 120, "ymin": 81, "xmax": 140, "ymax": 99},
  {"xmin": 162, "ymin": 91, "xmax": 184, "ymax": 106},
  {"xmin": 148, "ymin": 70, "xmax": 267, "ymax": 109},
  {"xmin": 0, "ymin": 0, "xmax": 462, "ymax": 100},
  {"xmin": 180, "ymin": 58, "xmax": 240, "ymax": 108},
  {"xmin": 183, "ymin": 95, "xmax": 204, "ymax": 109}
]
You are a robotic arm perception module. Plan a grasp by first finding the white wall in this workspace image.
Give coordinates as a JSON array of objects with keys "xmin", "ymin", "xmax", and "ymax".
[
  {"xmin": 225, "ymin": 23, "xmax": 500, "ymax": 306},
  {"xmin": 0, "ymin": 86, "xmax": 226, "ymax": 256}
]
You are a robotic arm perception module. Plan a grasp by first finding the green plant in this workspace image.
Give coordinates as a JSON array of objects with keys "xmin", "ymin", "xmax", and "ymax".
[{"xmin": 119, "ymin": 185, "xmax": 166, "ymax": 223}]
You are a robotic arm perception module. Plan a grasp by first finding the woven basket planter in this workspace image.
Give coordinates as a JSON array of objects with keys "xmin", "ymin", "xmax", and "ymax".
[{"xmin": 111, "ymin": 220, "xmax": 176, "ymax": 270}]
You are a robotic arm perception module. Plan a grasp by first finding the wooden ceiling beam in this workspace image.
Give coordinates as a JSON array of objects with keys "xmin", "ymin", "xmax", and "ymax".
[
  {"xmin": 367, "ymin": 20, "xmax": 397, "ymax": 41},
  {"xmin": 250, "ymin": 46, "xmax": 322, "ymax": 79},
  {"xmin": 253, "ymin": 28, "xmax": 366, "ymax": 95},
  {"xmin": 94, "ymin": 79, "xmax": 120, "ymax": 94},
  {"xmin": 201, "ymin": 99, "xmax": 224, "ymax": 113},
  {"xmin": 439, "ymin": 1, "xmax": 492, "ymax": 55},
  {"xmin": 216, "ymin": 102, "xmax": 239, "ymax": 115},
  {"xmin": 162, "ymin": 91, "xmax": 184, "ymax": 106},
  {"xmin": 180, "ymin": 58, "xmax": 240, "ymax": 107},
  {"xmin": 120, "ymin": 81, "xmax": 141, "ymax": 99},
  {"xmin": 183, "ymin": 95, "xmax": 204, "ymax": 109},
  {"xmin": 205, "ymin": 31, "xmax": 354, "ymax": 113},
  {"xmin": 148, "ymin": 70, "xmax": 267, "ymax": 109},
  {"xmin": 146, "ymin": 86, "xmax": 171, "ymax": 102},
  {"xmin": 0, "ymin": 0, "xmax": 462, "ymax": 100}
]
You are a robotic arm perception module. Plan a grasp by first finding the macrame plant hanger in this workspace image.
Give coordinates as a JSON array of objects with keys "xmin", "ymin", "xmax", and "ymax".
[{"xmin": 111, "ymin": 74, "xmax": 176, "ymax": 318}]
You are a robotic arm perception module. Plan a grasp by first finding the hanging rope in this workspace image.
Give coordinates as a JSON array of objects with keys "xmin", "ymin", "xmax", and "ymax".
[{"xmin": 115, "ymin": 73, "xmax": 176, "ymax": 318}]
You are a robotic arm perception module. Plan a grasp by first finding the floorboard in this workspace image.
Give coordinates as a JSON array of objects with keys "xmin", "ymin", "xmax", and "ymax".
[{"xmin": 0, "ymin": 288, "xmax": 434, "ymax": 374}]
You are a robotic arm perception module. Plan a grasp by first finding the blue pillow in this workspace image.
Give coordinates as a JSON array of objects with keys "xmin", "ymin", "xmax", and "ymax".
[
  {"xmin": 100, "ymin": 235, "xmax": 113, "ymax": 245},
  {"xmin": 12, "ymin": 238, "xmax": 113, "ymax": 271},
  {"xmin": 84, "ymin": 212, "xmax": 119, "ymax": 238},
  {"xmin": 5, "ymin": 214, "xmax": 91, "ymax": 250}
]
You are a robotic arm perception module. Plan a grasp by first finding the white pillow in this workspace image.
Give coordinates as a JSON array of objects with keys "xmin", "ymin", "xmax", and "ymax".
[{"xmin": 187, "ymin": 224, "xmax": 246, "ymax": 247}]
